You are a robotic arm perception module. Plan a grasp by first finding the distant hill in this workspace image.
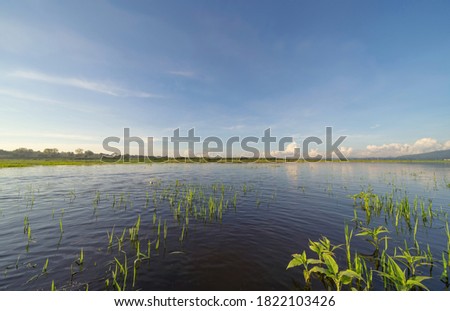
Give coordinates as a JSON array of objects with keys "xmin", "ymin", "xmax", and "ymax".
[{"xmin": 396, "ymin": 149, "xmax": 450, "ymax": 160}]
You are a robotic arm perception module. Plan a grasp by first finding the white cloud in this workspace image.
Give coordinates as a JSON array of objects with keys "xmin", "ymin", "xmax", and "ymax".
[
  {"xmin": 9, "ymin": 70, "xmax": 160, "ymax": 98},
  {"xmin": 444, "ymin": 141, "xmax": 450, "ymax": 149},
  {"xmin": 364, "ymin": 138, "xmax": 450, "ymax": 157},
  {"xmin": 273, "ymin": 142, "xmax": 300, "ymax": 157},
  {"xmin": 339, "ymin": 146, "xmax": 353, "ymax": 157}
]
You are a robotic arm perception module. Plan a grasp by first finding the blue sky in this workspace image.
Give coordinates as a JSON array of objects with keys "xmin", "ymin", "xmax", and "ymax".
[{"xmin": 1, "ymin": 0, "xmax": 449, "ymax": 157}]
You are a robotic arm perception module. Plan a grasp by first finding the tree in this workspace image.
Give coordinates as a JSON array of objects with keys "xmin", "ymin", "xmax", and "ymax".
[
  {"xmin": 75, "ymin": 148, "xmax": 84, "ymax": 155},
  {"xmin": 43, "ymin": 148, "xmax": 59, "ymax": 157}
]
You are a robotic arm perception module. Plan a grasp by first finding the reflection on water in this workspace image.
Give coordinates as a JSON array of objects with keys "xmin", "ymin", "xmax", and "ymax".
[{"xmin": 0, "ymin": 162, "xmax": 449, "ymax": 290}]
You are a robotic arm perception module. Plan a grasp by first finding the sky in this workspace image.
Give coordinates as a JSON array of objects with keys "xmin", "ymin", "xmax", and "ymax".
[{"xmin": 1, "ymin": 0, "xmax": 449, "ymax": 158}]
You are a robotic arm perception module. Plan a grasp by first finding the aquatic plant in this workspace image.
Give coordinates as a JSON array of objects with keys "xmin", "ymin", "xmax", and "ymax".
[
  {"xmin": 356, "ymin": 226, "xmax": 389, "ymax": 251},
  {"xmin": 76, "ymin": 248, "xmax": 84, "ymax": 266},
  {"xmin": 42, "ymin": 258, "xmax": 49, "ymax": 273},
  {"xmin": 378, "ymin": 256, "xmax": 430, "ymax": 291},
  {"xmin": 287, "ymin": 238, "xmax": 361, "ymax": 291},
  {"xmin": 107, "ymin": 227, "xmax": 115, "ymax": 249}
]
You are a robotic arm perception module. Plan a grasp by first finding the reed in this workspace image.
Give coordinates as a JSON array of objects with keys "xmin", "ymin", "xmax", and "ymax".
[
  {"xmin": 107, "ymin": 227, "xmax": 115, "ymax": 249},
  {"xmin": 440, "ymin": 252, "xmax": 448, "ymax": 285},
  {"xmin": 344, "ymin": 225, "xmax": 353, "ymax": 269},
  {"xmin": 27, "ymin": 226, "xmax": 32, "ymax": 242},
  {"xmin": 180, "ymin": 224, "xmax": 186, "ymax": 242},
  {"xmin": 42, "ymin": 258, "xmax": 49, "ymax": 273},
  {"xmin": 163, "ymin": 220, "xmax": 168, "ymax": 240},
  {"xmin": 23, "ymin": 216, "xmax": 29, "ymax": 234},
  {"xmin": 133, "ymin": 259, "xmax": 139, "ymax": 288},
  {"xmin": 76, "ymin": 248, "xmax": 84, "ymax": 266}
]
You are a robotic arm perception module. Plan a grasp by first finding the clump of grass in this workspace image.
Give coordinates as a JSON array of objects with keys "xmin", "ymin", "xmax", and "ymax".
[
  {"xmin": 129, "ymin": 215, "xmax": 141, "ymax": 243},
  {"xmin": 378, "ymin": 256, "xmax": 430, "ymax": 290},
  {"xmin": 112, "ymin": 255, "xmax": 128, "ymax": 291},
  {"xmin": 287, "ymin": 238, "xmax": 361, "ymax": 291},
  {"xmin": 288, "ymin": 225, "xmax": 434, "ymax": 291}
]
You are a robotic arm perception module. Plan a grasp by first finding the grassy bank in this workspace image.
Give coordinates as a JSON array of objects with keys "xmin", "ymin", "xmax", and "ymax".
[
  {"xmin": 1, "ymin": 158, "xmax": 449, "ymax": 168},
  {"xmin": 0, "ymin": 159, "xmax": 104, "ymax": 168}
]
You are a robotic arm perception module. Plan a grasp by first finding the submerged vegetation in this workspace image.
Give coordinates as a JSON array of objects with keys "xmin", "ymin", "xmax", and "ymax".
[
  {"xmin": 287, "ymin": 186, "xmax": 450, "ymax": 290},
  {"xmin": 0, "ymin": 163, "xmax": 449, "ymax": 291}
]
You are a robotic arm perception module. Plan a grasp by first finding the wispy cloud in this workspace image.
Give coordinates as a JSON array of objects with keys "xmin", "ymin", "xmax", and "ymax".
[
  {"xmin": 0, "ymin": 88, "xmax": 101, "ymax": 114},
  {"xmin": 9, "ymin": 70, "xmax": 160, "ymax": 98},
  {"xmin": 0, "ymin": 88, "xmax": 63, "ymax": 104},
  {"xmin": 223, "ymin": 125, "xmax": 245, "ymax": 130},
  {"xmin": 1, "ymin": 131, "xmax": 97, "ymax": 141},
  {"xmin": 168, "ymin": 70, "xmax": 196, "ymax": 78}
]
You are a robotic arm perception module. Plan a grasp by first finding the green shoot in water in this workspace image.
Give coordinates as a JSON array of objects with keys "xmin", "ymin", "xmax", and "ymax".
[
  {"xmin": 27, "ymin": 226, "xmax": 32, "ymax": 241},
  {"xmin": 441, "ymin": 252, "xmax": 449, "ymax": 285},
  {"xmin": 356, "ymin": 226, "xmax": 388, "ymax": 251},
  {"xmin": 76, "ymin": 248, "xmax": 84, "ymax": 266},
  {"xmin": 23, "ymin": 216, "xmax": 29, "ymax": 234},
  {"xmin": 163, "ymin": 220, "xmax": 168, "ymax": 240},
  {"xmin": 344, "ymin": 225, "xmax": 353, "ymax": 269},
  {"xmin": 180, "ymin": 225, "xmax": 185, "ymax": 242},
  {"xmin": 133, "ymin": 259, "xmax": 139, "ymax": 288},
  {"xmin": 378, "ymin": 256, "xmax": 430, "ymax": 291},
  {"xmin": 155, "ymin": 237, "xmax": 160, "ymax": 251},
  {"xmin": 107, "ymin": 227, "xmax": 115, "ymax": 249},
  {"xmin": 42, "ymin": 258, "xmax": 49, "ymax": 273}
]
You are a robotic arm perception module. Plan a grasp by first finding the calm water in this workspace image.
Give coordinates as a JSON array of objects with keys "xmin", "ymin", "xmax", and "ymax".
[{"xmin": 0, "ymin": 162, "xmax": 449, "ymax": 290}]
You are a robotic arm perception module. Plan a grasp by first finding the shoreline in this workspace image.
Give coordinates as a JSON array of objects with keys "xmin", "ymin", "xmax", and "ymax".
[{"xmin": 1, "ymin": 158, "xmax": 449, "ymax": 168}]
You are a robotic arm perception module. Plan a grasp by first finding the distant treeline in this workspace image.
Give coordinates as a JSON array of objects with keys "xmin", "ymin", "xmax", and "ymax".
[{"xmin": 0, "ymin": 148, "xmax": 101, "ymax": 159}]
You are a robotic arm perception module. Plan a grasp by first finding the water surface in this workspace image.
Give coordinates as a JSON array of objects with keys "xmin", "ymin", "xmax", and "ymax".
[{"xmin": 0, "ymin": 162, "xmax": 449, "ymax": 290}]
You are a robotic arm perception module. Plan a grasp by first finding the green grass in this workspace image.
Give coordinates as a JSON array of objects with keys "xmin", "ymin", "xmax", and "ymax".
[
  {"xmin": 2, "ymin": 158, "xmax": 450, "ymax": 168},
  {"xmin": 0, "ymin": 159, "xmax": 104, "ymax": 168}
]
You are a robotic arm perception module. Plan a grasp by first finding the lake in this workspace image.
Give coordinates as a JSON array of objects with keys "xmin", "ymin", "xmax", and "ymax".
[{"xmin": 0, "ymin": 162, "xmax": 449, "ymax": 290}]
